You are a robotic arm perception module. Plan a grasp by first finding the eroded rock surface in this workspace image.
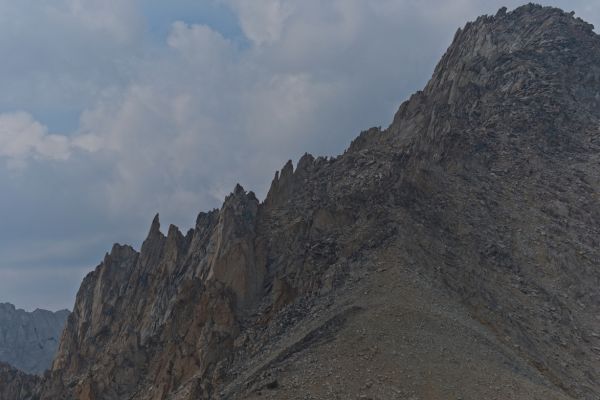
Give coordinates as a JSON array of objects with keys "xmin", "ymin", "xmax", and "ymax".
[{"xmin": 4, "ymin": 4, "xmax": 600, "ymax": 399}]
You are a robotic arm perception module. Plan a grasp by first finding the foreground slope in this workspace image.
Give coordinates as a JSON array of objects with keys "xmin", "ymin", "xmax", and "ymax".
[
  {"xmin": 0, "ymin": 303, "xmax": 69, "ymax": 375},
  {"xmin": 4, "ymin": 4, "xmax": 600, "ymax": 399}
]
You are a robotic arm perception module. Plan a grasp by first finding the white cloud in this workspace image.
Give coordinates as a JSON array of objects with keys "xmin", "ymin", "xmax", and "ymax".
[
  {"xmin": 0, "ymin": 0, "xmax": 143, "ymax": 136},
  {"xmin": 168, "ymin": 21, "xmax": 233, "ymax": 57},
  {"xmin": 59, "ymin": 0, "xmax": 141, "ymax": 44},
  {"xmin": 0, "ymin": 110, "xmax": 103, "ymax": 169},
  {"xmin": 224, "ymin": 0, "xmax": 293, "ymax": 45},
  {"xmin": 0, "ymin": 112, "xmax": 74, "ymax": 168}
]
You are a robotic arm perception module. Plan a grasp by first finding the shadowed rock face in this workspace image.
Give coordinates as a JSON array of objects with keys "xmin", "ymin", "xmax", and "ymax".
[
  {"xmin": 0, "ymin": 303, "xmax": 69, "ymax": 375},
  {"xmin": 0, "ymin": 363, "xmax": 40, "ymax": 400},
  {"xmin": 5, "ymin": 4, "xmax": 600, "ymax": 399}
]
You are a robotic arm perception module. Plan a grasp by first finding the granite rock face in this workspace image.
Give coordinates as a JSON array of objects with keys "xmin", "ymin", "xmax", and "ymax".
[
  {"xmin": 0, "ymin": 303, "xmax": 69, "ymax": 375},
  {"xmin": 5, "ymin": 4, "xmax": 600, "ymax": 399}
]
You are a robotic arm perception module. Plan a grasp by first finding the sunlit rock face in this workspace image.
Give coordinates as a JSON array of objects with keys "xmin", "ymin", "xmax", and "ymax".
[{"xmin": 6, "ymin": 4, "xmax": 600, "ymax": 399}]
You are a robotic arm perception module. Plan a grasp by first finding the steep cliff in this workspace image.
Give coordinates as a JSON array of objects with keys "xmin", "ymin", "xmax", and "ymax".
[
  {"xmin": 4, "ymin": 4, "xmax": 600, "ymax": 399},
  {"xmin": 0, "ymin": 303, "xmax": 69, "ymax": 375}
]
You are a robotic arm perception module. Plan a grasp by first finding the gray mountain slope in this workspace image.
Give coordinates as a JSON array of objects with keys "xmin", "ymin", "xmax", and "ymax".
[{"xmin": 0, "ymin": 303, "xmax": 69, "ymax": 374}]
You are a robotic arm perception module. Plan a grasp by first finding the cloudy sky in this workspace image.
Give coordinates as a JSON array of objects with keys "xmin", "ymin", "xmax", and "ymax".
[{"xmin": 0, "ymin": 0, "xmax": 598, "ymax": 311}]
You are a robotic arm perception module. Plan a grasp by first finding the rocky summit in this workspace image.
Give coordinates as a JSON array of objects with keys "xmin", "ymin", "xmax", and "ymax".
[
  {"xmin": 3, "ymin": 4, "xmax": 600, "ymax": 399},
  {"xmin": 0, "ymin": 303, "xmax": 69, "ymax": 375}
]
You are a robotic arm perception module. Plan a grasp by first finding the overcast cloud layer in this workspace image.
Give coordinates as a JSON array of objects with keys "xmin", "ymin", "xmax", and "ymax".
[{"xmin": 0, "ymin": 0, "xmax": 598, "ymax": 311}]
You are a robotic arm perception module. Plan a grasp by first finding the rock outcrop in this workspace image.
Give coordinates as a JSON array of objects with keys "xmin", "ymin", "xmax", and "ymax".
[
  {"xmin": 0, "ymin": 303, "xmax": 69, "ymax": 375},
  {"xmin": 5, "ymin": 4, "xmax": 600, "ymax": 399},
  {"xmin": 0, "ymin": 363, "xmax": 40, "ymax": 400}
]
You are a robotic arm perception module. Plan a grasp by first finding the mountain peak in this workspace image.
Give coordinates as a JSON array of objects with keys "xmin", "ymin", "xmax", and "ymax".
[
  {"xmin": 389, "ymin": 3, "xmax": 600, "ymax": 151},
  {"xmin": 149, "ymin": 213, "xmax": 161, "ymax": 234},
  {"xmin": 426, "ymin": 4, "xmax": 596, "ymax": 99}
]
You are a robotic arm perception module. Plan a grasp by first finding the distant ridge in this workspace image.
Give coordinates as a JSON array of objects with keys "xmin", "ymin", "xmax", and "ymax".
[{"xmin": 0, "ymin": 303, "xmax": 69, "ymax": 374}]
